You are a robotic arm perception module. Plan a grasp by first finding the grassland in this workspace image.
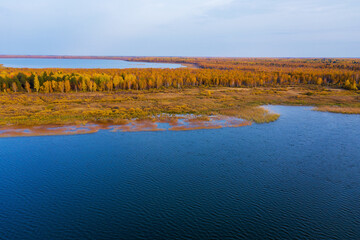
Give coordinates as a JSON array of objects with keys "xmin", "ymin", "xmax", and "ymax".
[{"xmin": 0, "ymin": 85, "xmax": 359, "ymax": 128}]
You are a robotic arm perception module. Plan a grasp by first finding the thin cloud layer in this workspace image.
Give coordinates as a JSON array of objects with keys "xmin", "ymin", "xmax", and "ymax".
[{"xmin": 1, "ymin": 0, "xmax": 359, "ymax": 57}]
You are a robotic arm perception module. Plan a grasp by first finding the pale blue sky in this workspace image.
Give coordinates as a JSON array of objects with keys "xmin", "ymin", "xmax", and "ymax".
[{"xmin": 1, "ymin": 0, "xmax": 359, "ymax": 57}]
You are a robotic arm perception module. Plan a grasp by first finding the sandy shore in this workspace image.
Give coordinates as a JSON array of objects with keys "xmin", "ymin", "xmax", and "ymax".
[{"xmin": 0, "ymin": 117, "xmax": 251, "ymax": 138}]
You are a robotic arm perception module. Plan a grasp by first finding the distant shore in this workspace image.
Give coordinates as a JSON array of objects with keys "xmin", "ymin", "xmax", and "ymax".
[
  {"xmin": 0, "ymin": 55, "xmax": 142, "ymax": 60},
  {"xmin": 0, "ymin": 55, "xmax": 200, "ymax": 69}
]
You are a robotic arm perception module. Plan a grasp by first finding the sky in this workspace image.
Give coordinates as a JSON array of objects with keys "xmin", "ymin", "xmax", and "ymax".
[{"xmin": 1, "ymin": 0, "xmax": 359, "ymax": 57}]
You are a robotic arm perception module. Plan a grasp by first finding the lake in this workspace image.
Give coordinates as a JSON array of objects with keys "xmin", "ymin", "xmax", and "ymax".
[
  {"xmin": 0, "ymin": 58, "xmax": 184, "ymax": 69},
  {"xmin": 0, "ymin": 106, "xmax": 359, "ymax": 239}
]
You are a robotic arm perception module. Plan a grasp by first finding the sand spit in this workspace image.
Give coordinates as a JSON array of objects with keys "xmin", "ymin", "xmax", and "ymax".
[{"xmin": 0, "ymin": 116, "xmax": 252, "ymax": 138}]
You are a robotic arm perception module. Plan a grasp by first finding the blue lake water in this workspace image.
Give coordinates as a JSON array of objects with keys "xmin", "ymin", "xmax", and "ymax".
[
  {"xmin": 0, "ymin": 58, "xmax": 183, "ymax": 69},
  {"xmin": 0, "ymin": 106, "xmax": 359, "ymax": 239}
]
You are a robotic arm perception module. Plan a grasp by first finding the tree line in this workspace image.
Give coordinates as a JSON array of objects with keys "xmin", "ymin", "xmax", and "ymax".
[{"xmin": 0, "ymin": 58, "xmax": 359, "ymax": 93}]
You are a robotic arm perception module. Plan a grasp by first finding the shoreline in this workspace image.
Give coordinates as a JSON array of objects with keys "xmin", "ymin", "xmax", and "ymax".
[
  {"xmin": 0, "ymin": 55, "xmax": 147, "ymax": 60},
  {"xmin": 1, "ymin": 100, "xmax": 359, "ymax": 137},
  {"xmin": 0, "ymin": 86, "xmax": 358, "ymax": 129},
  {"xmin": 0, "ymin": 116, "xmax": 252, "ymax": 138},
  {"xmin": 0, "ymin": 59, "xmax": 187, "ymax": 70},
  {"xmin": 0, "ymin": 55, "xmax": 199, "ymax": 69}
]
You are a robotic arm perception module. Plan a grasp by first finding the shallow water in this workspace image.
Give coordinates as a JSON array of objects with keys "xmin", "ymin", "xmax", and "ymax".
[
  {"xmin": 0, "ymin": 106, "xmax": 359, "ymax": 239},
  {"xmin": 0, "ymin": 58, "xmax": 183, "ymax": 69},
  {"xmin": 0, "ymin": 116, "xmax": 250, "ymax": 137}
]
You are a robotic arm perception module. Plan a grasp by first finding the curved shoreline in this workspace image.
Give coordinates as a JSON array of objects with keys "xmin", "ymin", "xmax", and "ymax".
[
  {"xmin": 0, "ymin": 116, "xmax": 252, "ymax": 138},
  {"xmin": 0, "ymin": 55, "xmax": 200, "ymax": 69},
  {"xmin": 0, "ymin": 58, "xmax": 184, "ymax": 69}
]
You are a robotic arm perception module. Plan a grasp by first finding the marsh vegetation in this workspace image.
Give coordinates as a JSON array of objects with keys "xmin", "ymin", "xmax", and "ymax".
[
  {"xmin": 0, "ymin": 86, "xmax": 358, "ymax": 127},
  {"xmin": 0, "ymin": 58, "xmax": 359, "ymax": 132}
]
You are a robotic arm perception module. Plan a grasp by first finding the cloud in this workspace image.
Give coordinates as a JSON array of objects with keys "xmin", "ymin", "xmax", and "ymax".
[{"xmin": 0, "ymin": 0, "xmax": 359, "ymax": 56}]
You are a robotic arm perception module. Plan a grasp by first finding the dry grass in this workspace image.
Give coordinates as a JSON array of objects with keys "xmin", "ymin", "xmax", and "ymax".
[
  {"xmin": 314, "ymin": 106, "xmax": 360, "ymax": 114},
  {"xmin": 0, "ymin": 86, "xmax": 359, "ymax": 127},
  {"xmin": 218, "ymin": 107, "xmax": 280, "ymax": 123}
]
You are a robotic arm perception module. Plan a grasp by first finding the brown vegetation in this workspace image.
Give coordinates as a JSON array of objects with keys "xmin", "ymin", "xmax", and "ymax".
[
  {"xmin": 0, "ymin": 85, "xmax": 358, "ymax": 127},
  {"xmin": 0, "ymin": 115, "xmax": 253, "ymax": 137},
  {"xmin": 314, "ymin": 106, "xmax": 360, "ymax": 114}
]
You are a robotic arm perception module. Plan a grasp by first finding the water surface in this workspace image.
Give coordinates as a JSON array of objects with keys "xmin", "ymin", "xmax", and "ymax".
[
  {"xmin": 0, "ymin": 58, "xmax": 183, "ymax": 69},
  {"xmin": 0, "ymin": 106, "xmax": 359, "ymax": 239}
]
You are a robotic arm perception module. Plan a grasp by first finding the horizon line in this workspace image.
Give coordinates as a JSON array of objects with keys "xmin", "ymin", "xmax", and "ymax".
[{"xmin": 0, "ymin": 55, "xmax": 359, "ymax": 59}]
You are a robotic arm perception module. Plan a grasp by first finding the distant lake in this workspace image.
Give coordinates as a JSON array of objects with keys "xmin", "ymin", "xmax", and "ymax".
[
  {"xmin": 0, "ymin": 106, "xmax": 360, "ymax": 239},
  {"xmin": 0, "ymin": 58, "xmax": 184, "ymax": 69}
]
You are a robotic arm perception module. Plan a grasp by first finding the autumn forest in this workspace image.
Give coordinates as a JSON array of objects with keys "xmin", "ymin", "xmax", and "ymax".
[{"xmin": 1, "ymin": 57, "xmax": 359, "ymax": 93}]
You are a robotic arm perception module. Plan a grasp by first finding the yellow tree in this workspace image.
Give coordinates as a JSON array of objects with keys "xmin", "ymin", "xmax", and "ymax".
[
  {"xmin": 113, "ymin": 75, "xmax": 121, "ymax": 90},
  {"xmin": 58, "ymin": 81, "xmax": 65, "ymax": 93},
  {"xmin": 34, "ymin": 75, "xmax": 40, "ymax": 93},
  {"xmin": 51, "ymin": 81, "xmax": 58, "ymax": 92},
  {"xmin": 125, "ymin": 74, "xmax": 136, "ymax": 90},
  {"xmin": 43, "ymin": 81, "xmax": 52, "ymax": 93},
  {"xmin": 351, "ymin": 81, "xmax": 358, "ymax": 90},
  {"xmin": 316, "ymin": 77, "xmax": 323, "ymax": 85},
  {"xmin": 106, "ymin": 80, "xmax": 113, "ymax": 91},
  {"xmin": 25, "ymin": 81, "xmax": 31, "ymax": 93},
  {"xmin": 65, "ymin": 80, "xmax": 71, "ymax": 92},
  {"xmin": 12, "ymin": 82, "xmax": 17, "ymax": 92},
  {"xmin": 81, "ymin": 76, "xmax": 87, "ymax": 92},
  {"xmin": 155, "ymin": 74, "xmax": 163, "ymax": 89},
  {"xmin": 85, "ymin": 77, "xmax": 92, "ymax": 92}
]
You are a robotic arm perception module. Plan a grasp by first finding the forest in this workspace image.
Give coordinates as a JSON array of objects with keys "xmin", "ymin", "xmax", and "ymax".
[{"xmin": 0, "ymin": 58, "xmax": 359, "ymax": 93}]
